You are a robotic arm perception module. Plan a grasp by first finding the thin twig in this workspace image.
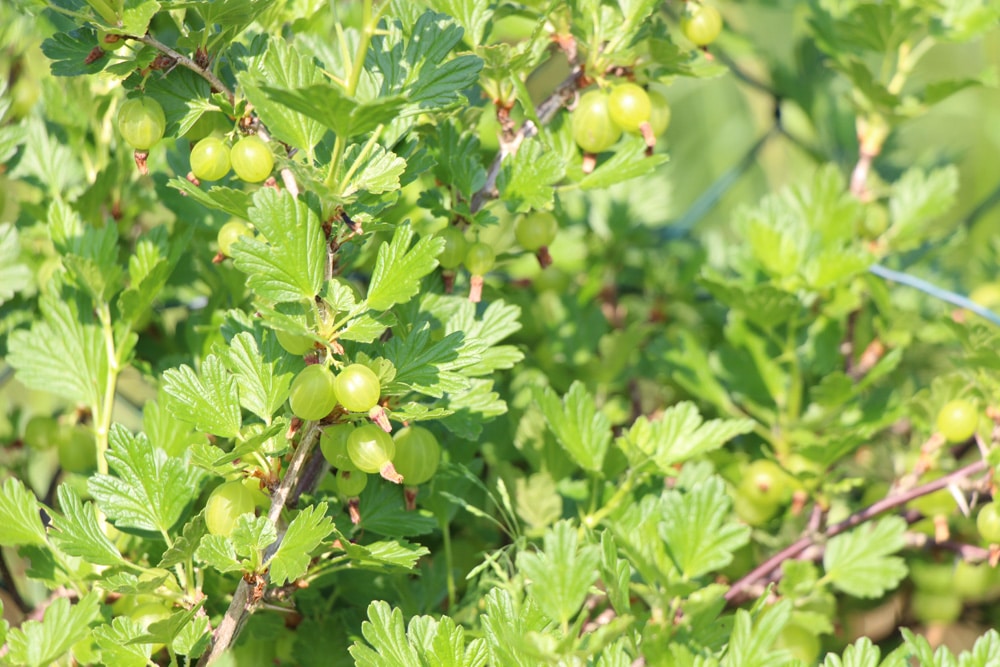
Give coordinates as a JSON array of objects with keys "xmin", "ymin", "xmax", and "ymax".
[
  {"xmin": 137, "ymin": 34, "xmax": 235, "ymax": 106},
  {"xmin": 469, "ymin": 67, "xmax": 583, "ymax": 213},
  {"xmin": 725, "ymin": 459, "xmax": 990, "ymax": 605},
  {"xmin": 197, "ymin": 422, "xmax": 322, "ymax": 666}
]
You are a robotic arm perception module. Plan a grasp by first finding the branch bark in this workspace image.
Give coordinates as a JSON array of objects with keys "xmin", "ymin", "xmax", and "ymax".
[{"xmin": 197, "ymin": 422, "xmax": 322, "ymax": 666}]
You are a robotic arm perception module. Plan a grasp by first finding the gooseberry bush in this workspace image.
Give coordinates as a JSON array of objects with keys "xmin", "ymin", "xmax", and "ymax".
[{"xmin": 2, "ymin": 0, "xmax": 1000, "ymax": 665}]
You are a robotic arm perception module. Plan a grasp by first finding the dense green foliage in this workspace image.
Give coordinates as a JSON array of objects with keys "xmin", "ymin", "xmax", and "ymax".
[{"xmin": 2, "ymin": 0, "xmax": 1000, "ymax": 665}]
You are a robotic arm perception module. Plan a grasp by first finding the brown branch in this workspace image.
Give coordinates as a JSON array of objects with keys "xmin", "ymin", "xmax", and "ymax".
[
  {"xmin": 469, "ymin": 66, "xmax": 583, "ymax": 213},
  {"xmin": 725, "ymin": 459, "xmax": 990, "ymax": 606},
  {"xmin": 197, "ymin": 422, "xmax": 322, "ymax": 666},
  {"xmin": 137, "ymin": 34, "xmax": 235, "ymax": 106}
]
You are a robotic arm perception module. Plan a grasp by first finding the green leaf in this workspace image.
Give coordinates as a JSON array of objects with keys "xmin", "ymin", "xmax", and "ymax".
[
  {"xmin": 7, "ymin": 290, "xmax": 106, "ymax": 408},
  {"xmin": 617, "ymin": 404, "xmax": 755, "ymax": 471},
  {"xmin": 342, "ymin": 143, "xmax": 408, "ymax": 196},
  {"xmin": 240, "ymin": 39, "xmax": 326, "ymax": 159},
  {"xmin": 232, "ymin": 188, "xmax": 326, "ymax": 303},
  {"xmin": 268, "ymin": 502, "xmax": 335, "ymax": 586},
  {"xmin": 40, "ymin": 29, "xmax": 110, "ymax": 77},
  {"xmin": 230, "ymin": 514, "xmax": 278, "ymax": 559},
  {"xmin": 158, "ymin": 513, "xmax": 209, "ymax": 570},
  {"xmin": 369, "ymin": 11, "xmax": 484, "ymax": 112},
  {"xmin": 514, "ymin": 472, "xmax": 563, "ymax": 531},
  {"xmin": 535, "ymin": 381, "xmax": 611, "ymax": 473},
  {"xmin": 257, "ymin": 82, "xmax": 407, "ymax": 138},
  {"xmin": 721, "ymin": 599, "xmax": 793, "ymax": 667},
  {"xmin": 497, "ymin": 137, "xmax": 566, "ymax": 212},
  {"xmin": 366, "ymin": 223, "xmax": 445, "ymax": 311},
  {"xmin": 659, "ymin": 476, "xmax": 751, "ymax": 579},
  {"xmin": 168, "ymin": 178, "xmax": 252, "ymax": 219},
  {"xmin": 384, "ymin": 326, "xmax": 468, "ymax": 397},
  {"xmin": 48, "ymin": 485, "xmax": 124, "ymax": 567},
  {"xmin": 426, "ymin": 0, "xmax": 491, "ymax": 44},
  {"xmin": 172, "ymin": 614, "xmax": 211, "ymax": 658},
  {"xmin": 0, "ymin": 223, "xmax": 30, "ymax": 305},
  {"xmin": 117, "ymin": 226, "xmax": 187, "ymax": 330},
  {"xmin": 431, "ymin": 121, "xmax": 487, "ymax": 199},
  {"xmin": 578, "ymin": 140, "xmax": 668, "ymax": 191},
  {"xmin": 356, "ymin": 480, "xmax": 437, "ymax": 537},
  {"xmin": 338, "ymin": 537, "xmax": 430, "ymax": 573},
  {"xmin": 162, "ymin": 355, "xmax": 243, "ymax": 438},
  {"xmin": 886, "ymin": 166, "xmax": 959, "ymax": 250},
  {"xmin": 349, "ymin": 601, "xmax": 421, "ymax": 667},
  {"xmin": 119, "ymin": 0, "xmax": 160, "ymax": 35},
  {"xmin": 142, "ymin": 66, "xmax": 211, "ymax": 137},
  {"xmin": 220, "ymin": 331, "xmax": 298, "ymax": 422},
  {"xmin": 5, "ymin": 593, "xmax": 101, "ymax": 667},
  {"xmin": 515, "ymin": 520, "xmax": 600, "ymax": 626},
  {"xmin": 823, "ymin": 516, "xmax": 908, "ymax": 598},
  {"xmin": 88, "ymin": 424, "xmax": 202, "ymax": 534},
  {"xmin": 49, "ymin": 199, "xmax": 123, "ymax": 302},
  {"xmin": 92, "ymin": 616, "xmax": 154, "ymax": 667},
  {"xmin": 0, "ymin": 478, "xmax": 48, "ymax": 547},
  {"xmin": 195, "ymin": 535, "xmax": 244, "ymax": 573}
]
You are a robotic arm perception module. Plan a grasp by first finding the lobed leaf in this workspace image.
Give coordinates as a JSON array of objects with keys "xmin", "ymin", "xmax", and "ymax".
[{"xmin": 268, "ymin": 502, "xmax": 336, "ymax": 586}]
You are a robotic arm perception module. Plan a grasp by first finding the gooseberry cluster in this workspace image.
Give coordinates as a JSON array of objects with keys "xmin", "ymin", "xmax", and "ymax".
[
  {"xmin": 570, "ymin": 83, "xmax": 671, "ymax": 169},
  {"xmin": 115, "ymin": 96, "xmax": 275, "ymax": 184}
]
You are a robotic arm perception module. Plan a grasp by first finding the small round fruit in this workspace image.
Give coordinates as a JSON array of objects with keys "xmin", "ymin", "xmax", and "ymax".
[
  {"xmin": 571, "ymin": 90, "xmax": 622, "ymax": 153},
  {"xmin": 190, "ymin": 137, "xmax": 231, "ymax": 181},
  {"xmin": 205, "ymin": 480, "xmax": 256, "ymax": 537},
  {"xmin": 23, "ymin": 415, "xmax": 60, "ymax": 450},
  {"xmin": 464, "ymin": 242, "xmax": 495, "ymax": 276},
  {"xmin": 515, "ymin": 212, "xmax": 558, "ymax": 251},
  {"xmin": 288, "ymin": 365, "xmax": 338, "ymax": 421},
  {"xmin": 936, "ymin": 399, "xmax": 978, "ymax": 443},
  {"xmin": 230, "ymin": 135, "xmax": 274, "ymax": 183},
  {"xmin": 347, "ymin": 424, "xmax": 401, "ymax": 482},
  {"xmin": 909, "ymin": 559, "xmax": 955, "ymax": 594},
  {"xmin": 775, "ymin": 623, "xmax": 821, "ymax": 665},
  {"xmin": 334, "ymin": 468, "xmax": 368, "ymax": 497},
  {"xmin": 608, "ymin": 83, "xmax": 652, "ymax": 133},
  {"xmin": 217, "ymin": 220, "xmax": 253, "ymax": 257},
  {"xmin": 320, "ymin": 423, "xmax": 355, "ymax": 469},
  {"xmin": 275, "ymin": 329, "xmax": 314, "ymax": 355},
  {"xmin": 977, "ymin": 502, "xmax": 1000, "ymax": 543},
  {"xmin": 437, "ymin": 227, "xmax": 469, "ymax": 270},
  {"xmin": 681, "ymin": 3, "xmax": 723, "ymax": 47},
  {"xmin": 333, "ymin": 364, "xmax": 381, "ymax": 413},
  {"xmin": 58, "ymin": 426, "xmax": 98, "ymax": 473},
  {"xmin": 183, "ymin": 112, "xmax": 230, "ymax": 141},
  {"xmin": 954, "ymin": 560, "xmax": 993, "ymax": 601},
  {"xmin": 738, "ymin": 459, "xmax": 792, "ymax": 508},
  {"xmin": 647, "ymin": 89, "xmax": 671, "ymax": 136},
  {"xmin": 392, "ymin": 426, "xmax": 441, "ymax": 485},
  {"xmin": 117, "ymin": 98, "xmax": 166, "ymax": 150},
  {"xmin": 733, "ymin": 487, "xmax": 780, "ymax": 526},
  {"xmin": 910, "ymin": 590, "xmax": 963, "ymax": 624}
]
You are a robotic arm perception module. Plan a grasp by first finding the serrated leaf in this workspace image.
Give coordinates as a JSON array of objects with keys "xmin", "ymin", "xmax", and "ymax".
[
  {"xmin": 231, "ymin": 514, "xmax": 277, "ymax": 559},
  {"xmin": 7, "ymin": 290, "xmax": 106, "ymax": 408},
  {"xmin": 886, "ymin": 166, "xmax": 959, "ymax": 250},
  {"xmin": 5, "ymin": 593, "xmax": 101, "ymax": 667},
  {"xmin": 721, "ymin": 600, "xmax": 792, "ymax": 667},
  {"xmin": 497, "ymin": 137, "xmax": 566, "ymax": 212},
  {"xmin": 0, "ymin": 478, "xmax": 48, "ymax": 547},
  {"xmin": 0, "ymin": 223, "xmax": 30, "ymax": 305},
  {"xmin": 268, "ymin": 502, "xmax": 335, "ymax": 585},
  {"xmin": 162, "ymin": 355, "xmax": 242, "ymax": 438},
  {"xmin": 49, "ymin": 199, "xmax": 123, "ymax": 302},
  {"xmin": 384, "ymin": 326, "xmax": 468, "ymax": 397},
  {"xmin": 823, "ymin": 516, "xmax": 908, "ymax": 598},
  {"xmin": 93, "ymin": 616, "xmax": 153, "ymax": 667},
  {"xmin": 821, "ymin": 637, "xmax": 901, "ymax": 667},
  {"xmin": 367, "ymin": 223, "xmax": 444, "ymax": 310},
  {"xmin": 350, "ymin": 601, "xmax": 421, "ymax": 667},
  {"xmin": 516, "ymin": 520, "xmax": 600, "ymax": 626},
  {"xmin": 338, "ymin": 537, "xmax": 430, "ymax": 573},
  {"xmin": 88, "ymin": 424, "xmax": 202, "ymax": 534},
  {"xmin": 698, "ymin": 274, "xmax": 802, "ymax": 328},
  {"xmin": 48, "ymin": 485, "xmax": 124, "ymax": 567},
  {"xmin": 356, "ymin": 480, "xmax": 437, "ymax": 537},
  {"xmin": 439, "ymin": 378, "xmax": 508, "ymax": 439},
  {"xmin": 195, "ymin": 535, "xmax": 244, "ymax": 573},
  {"xmin": 172, "ymin": 614, "xmax": 211, "ymax": 658},
  {"xmin": 221, "ymin": 331, "xmax": 297, "ymax": 422},
  {"xmin": 578, "ymin": 140, "xmax": 668, "ymax": 191},
  {"xmin": 535, "ymin": 381, "xmax": 611, "ymax": 472},
  {"xmin": 340, "ymin": 311, "xmax": 397, "ymax": 343},
  {"xmin": 40, "ymin": 29, "xmax": 109, "ymax": 77},
  {"xmin": 232, "ymin": 188, "xmax": 325, "ymax": 303},
  {"xmin": 618, "ymin": 404, "xmax": 754, "ymax": 471},
  {"xmin": 240, "ymin": 39, "xmax": 326, "ymax": 159},
  {"xmin": 659, "ymin": 477, "xmax": 750, "ymax": 579},
  {"xmin": 168, "ymin": 178, "xmax": 252, "ymax": 219},
  {"xmin": 431, "ymin": 121, "xmax": 487, "ymax": 199},
  {"xmin": 258, "ymin": 82, "xmax": 407, "ymax": 138},
  {"xmin": 342, "ymin": 143, "xmax": 407, "ymax": 196},
  {"xmin": 142, "ymin": 67, "xmax": 212, "ymax": 137},
  {"xmin": 158, "ymin": 513, "xmax": 209, "ymax": 569}
]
